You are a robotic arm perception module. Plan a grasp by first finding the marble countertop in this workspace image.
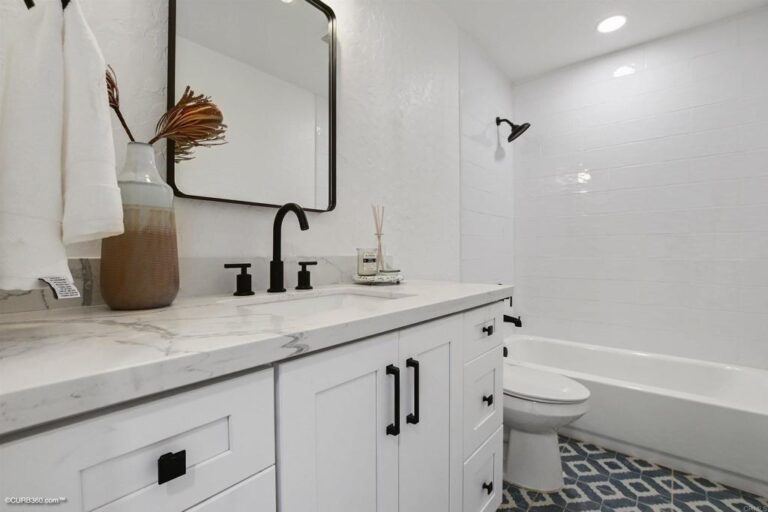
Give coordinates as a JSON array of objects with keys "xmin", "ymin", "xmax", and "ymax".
[{"xmin": 0, "ymin": 280, "xmax": 513, "ymax": 437}]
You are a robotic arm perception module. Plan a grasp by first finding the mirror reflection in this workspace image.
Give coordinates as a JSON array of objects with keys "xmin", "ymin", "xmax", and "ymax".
[{"xmin": 171, "ymin": 0, "xmax": 334, "ymax": 210}]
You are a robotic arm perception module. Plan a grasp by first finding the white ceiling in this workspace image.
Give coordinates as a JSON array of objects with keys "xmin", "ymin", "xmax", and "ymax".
[{"xmin": 440, "ymin": 0, "xmax": 768, "ymax": 82}]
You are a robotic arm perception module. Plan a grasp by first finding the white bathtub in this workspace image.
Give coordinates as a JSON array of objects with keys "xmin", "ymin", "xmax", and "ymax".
[{"xmin": 506, "ymin": 335, "xmax": 768, "ymax": 497}]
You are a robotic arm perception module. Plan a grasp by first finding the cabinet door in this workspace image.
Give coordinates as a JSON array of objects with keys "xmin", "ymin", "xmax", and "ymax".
[
  {"xmin": 398, "ymin": 316, "xmax": 463, "ymax": 512},
  {"xmin": 277, "ymin": 333, "xmax": 399, "ymax": 512},
  {"xmin": 463, "ymin": 346, "xmax": 504, "ymax": 459}
]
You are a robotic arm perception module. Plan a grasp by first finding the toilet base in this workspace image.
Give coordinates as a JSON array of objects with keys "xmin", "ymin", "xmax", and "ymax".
[{"xmin": 504, "ymin": 428, "xmax": 564, "ymax": 492}]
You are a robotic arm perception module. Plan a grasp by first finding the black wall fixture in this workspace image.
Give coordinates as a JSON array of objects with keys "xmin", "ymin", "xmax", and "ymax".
[
  {"xmin": 23, "ymin": 0, "xmax": 70, "ymax": 9},
  {"xmin": 496, "ymin": 117, "xmax": 531, "ymax": 143}
]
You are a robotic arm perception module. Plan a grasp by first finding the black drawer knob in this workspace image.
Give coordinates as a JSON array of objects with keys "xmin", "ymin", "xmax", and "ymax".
[
  {"xmin": 483, "ymin": 394, "xmax": 494, "ymax": 406},
  {"xmin": 483, "ymin": 481, "xmax": 494, "ymax": 495},
  {"xmin": 158, "ymin": 450, "xmax": 186, "ymax": 485},
  {"xmin": 482, "ymin": 325, "xmax": 494, "ymax": 336}
]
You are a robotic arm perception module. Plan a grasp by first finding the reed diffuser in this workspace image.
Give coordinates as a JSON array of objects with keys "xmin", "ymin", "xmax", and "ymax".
[{"xmin": 372, "ymin": 205, "xmax": 385, "ymax": 272}]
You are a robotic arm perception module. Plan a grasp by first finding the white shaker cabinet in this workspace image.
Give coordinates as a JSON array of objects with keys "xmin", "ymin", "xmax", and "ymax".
[
  {"xmin": 0, "ymin": 296, "xmax": 506, "ymax": 512},
  {"xmin": 397, "ymin": 315, "xmax": 464, "ymax": 512},
  {"xmin": 0, "ymin": 371, "xmax": 276, "ymax": 512},
  {"xmin": 276, "ymin": 332, "xmax": 401, "ymax": 512},
  {"xmin": 277, "ymin": 310, "xmax": 498, "ymax": 512}
]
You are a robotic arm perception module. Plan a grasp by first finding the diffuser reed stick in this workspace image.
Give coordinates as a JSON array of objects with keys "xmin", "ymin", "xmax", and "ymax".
[{"xmin": 372, "ymin": 205, "xmax": 385, "ymax": 272}]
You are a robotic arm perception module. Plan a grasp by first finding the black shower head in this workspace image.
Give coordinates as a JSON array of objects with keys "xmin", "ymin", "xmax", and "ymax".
[
  {"xmin": 496, "ymin": 117, "xmax": 531, "ymax": 142},
  {"xmin": 507, "ymin": 122, "xmax": 530, "ymax": 142}
]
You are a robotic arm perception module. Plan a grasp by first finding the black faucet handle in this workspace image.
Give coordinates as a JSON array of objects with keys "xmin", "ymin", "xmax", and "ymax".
[
  {"xmin": 224, "ymin": 263, "xmax": 255, "ymax": 296},
  {"xmin": 296, "ymin": 261, "xmax": 318, "ymax": 290},
  {"xmin": 224, "ymin": 263, "xmax": 251, "ymax": 270}
]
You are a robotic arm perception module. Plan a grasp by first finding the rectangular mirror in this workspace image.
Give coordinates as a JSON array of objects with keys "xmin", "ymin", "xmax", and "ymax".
[{"xmin": 168, "ymin": 0, "xmax": 336, "ymax": 211}]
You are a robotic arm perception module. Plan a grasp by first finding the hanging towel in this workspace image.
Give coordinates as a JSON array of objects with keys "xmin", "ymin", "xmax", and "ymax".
[{"xmin": 0, "ymin": 0, "xmax": 123, "ymax": 291}]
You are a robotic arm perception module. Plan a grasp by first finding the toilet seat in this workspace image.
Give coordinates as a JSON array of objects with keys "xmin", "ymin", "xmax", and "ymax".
[{"xmin": 503, "ymin": 364, "xmax": 590, "ymax": 404}]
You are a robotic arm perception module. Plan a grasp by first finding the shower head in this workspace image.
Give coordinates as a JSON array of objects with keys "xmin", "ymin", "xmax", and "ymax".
[
  {"xmin": 507, "ymin": 122, "xmax": 530, "ymax": 142},
  {"xmin": 496, "ymin": 117, "xmax": 531, "ymax": 142}
]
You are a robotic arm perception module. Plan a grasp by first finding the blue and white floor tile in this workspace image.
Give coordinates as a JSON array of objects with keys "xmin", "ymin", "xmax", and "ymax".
[{"xmin": 498, "ymin": 436, "xmax": 768, "ymax": 512}]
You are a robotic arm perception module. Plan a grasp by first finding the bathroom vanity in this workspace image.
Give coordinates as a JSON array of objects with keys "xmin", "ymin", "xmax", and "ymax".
[{"xmin": 0, "ymin": 281, "xmax": 512, "ymax": 512}]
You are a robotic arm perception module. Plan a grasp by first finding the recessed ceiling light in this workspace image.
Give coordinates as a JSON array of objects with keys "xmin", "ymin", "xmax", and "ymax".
[
  {"xmin": 597, "ymin": 15, "xmax": 627, "ymax": 34},
  {"xmin": 281, "ymin": 0, "xmax": 294, "ymax": 3},
  {"xmin": 613, "ymin": 65, "xmax": 636, "ymax": 77}
]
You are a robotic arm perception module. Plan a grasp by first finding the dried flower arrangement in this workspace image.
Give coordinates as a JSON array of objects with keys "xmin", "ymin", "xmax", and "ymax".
[{"xmin": 106, "ymin": 65, "xmax": 227, "ymax": 162}]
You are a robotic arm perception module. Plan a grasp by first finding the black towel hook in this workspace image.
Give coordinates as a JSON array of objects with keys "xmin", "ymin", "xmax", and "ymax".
[{"xmin": 23, "ymin": 0, "xmax": 70, "ymax": 9}]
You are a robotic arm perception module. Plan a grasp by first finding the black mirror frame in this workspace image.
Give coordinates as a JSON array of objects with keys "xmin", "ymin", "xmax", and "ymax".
[{"xmin": 166, "ymin": 0, "xmax": 337, "ymax": 212}]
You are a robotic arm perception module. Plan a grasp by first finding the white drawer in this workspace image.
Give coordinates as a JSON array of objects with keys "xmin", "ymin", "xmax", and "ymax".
[
  {"xmin": 185, "ymin": 466, "xmax": 276, "ymax": 512},
  {"xmin": 463, "ymin": 346, "xmax": 503, "ymax": 459},
  {"xmin": 463, "ymin": 426, "xmax": 503, "ymax": 512},
  {"xmin": 463, "ymin": 303, "xmax": 503, "ymax": 363},
  {"xmin": 0, "ymin": 370, "xmax": 274, "ymax": 512}
]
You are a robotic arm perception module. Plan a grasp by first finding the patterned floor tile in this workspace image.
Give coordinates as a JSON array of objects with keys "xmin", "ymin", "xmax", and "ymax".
[
  {"xmin": 500, "ymin": 481, "xmax": 533, "ymax": 511},
  {"xmin": 704, "ymin": 492, "xmax": 768, "ymax": 512},
  {"xmin": 616, "ymin": 453, "xmax": 673, "ymax": 479},
  {"xmin": 549, "ymin": 478, "xmax": 596, "ymax": 509},
  {"xmin": 564, "ymin": 458, "xmax": 607, "ymax": 482},
  {"xmin": 587, "ymin": 455, "xmax": 638, "ymax": 480},
  {"xmin": 636, "ymin": 502, "xmax": 685, "ymax": 512},
  {"xmin": 497, "ymin": 436, "xmax": 766, "ymax": 512},
  {"xmin": 612, "ymin": 474, "xmax": 672, "ymax": 503},
  {"xmin": 708, "ymin": 486, "xmax": 768, "ymax": 511},
  {"xmin": 528, "ymin": 490, "xmax": 566, "ymax": 512},
  {"xmin": 674, "ymin": 473, "xmax": 729, "ymax": 497}
]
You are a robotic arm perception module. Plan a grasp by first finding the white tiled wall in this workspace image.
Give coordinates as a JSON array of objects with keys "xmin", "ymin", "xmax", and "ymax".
[
  {"xmin": 459, "ymin": 33, "xmax": 515, "ymax": 284},
  {"xmin": 513, "ymin": 9, "xmax": 768, "ymax": 369}
]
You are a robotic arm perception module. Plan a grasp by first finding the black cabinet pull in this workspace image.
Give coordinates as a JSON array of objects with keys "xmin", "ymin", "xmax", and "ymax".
[
  {"xmin": 406, "ymin": 358, "xmax": 420, "ymax": 425},
  {"xmin": 386, "ymin": 364, "xmax": 400, "ymax": 436},
  {"xmin": 157, "ymin": 450, "xmax": 186, "ymax": 485},
  {"xmin": 483, "ymin": 394, "xmax": 494, "ymax": 406},
  {"xmin": 482, "ymin": 325, "xmax": 494, "ymax": 336},
  {"xmin": 483, "ymin": 481, "xmax": 494, "ymax": 495}
]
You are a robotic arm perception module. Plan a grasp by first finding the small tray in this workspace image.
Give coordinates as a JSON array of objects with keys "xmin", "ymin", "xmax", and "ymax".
[{"xmin": 353, "ymin": 273, "xmax": 404, "ymax": 285}]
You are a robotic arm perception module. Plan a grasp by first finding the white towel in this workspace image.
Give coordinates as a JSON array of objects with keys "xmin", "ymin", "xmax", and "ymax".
[{"xmin": 0, "ymin": 0, "xmax": 123, "ymax": 291}]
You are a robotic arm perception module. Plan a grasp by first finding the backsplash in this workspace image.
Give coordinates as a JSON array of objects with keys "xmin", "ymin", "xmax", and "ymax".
[{"xmin": 0, "ymin": 255, "xmax": 365, "ymax": 315}]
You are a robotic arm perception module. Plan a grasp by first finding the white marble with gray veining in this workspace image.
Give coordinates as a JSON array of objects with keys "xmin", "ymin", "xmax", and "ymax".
[{"xmin": 0, "ymin": 280, "xmax": 513, "ymax": 436}]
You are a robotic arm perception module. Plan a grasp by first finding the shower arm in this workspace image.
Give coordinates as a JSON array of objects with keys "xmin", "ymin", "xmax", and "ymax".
[{"xmin": 496, "ymin": 117, "xmax": 514, "ymax": 129}]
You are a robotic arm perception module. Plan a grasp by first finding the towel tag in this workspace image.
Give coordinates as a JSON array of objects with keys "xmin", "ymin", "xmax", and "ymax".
[{"xmin": 38, "ymin": 277, "xmax": 81, "ymax": 300}]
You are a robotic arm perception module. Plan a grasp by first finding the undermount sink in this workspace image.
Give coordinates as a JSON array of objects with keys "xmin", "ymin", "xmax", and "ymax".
[{"xmin": 220, "ymin": 287, "xmax": 412, "ymax": 317}]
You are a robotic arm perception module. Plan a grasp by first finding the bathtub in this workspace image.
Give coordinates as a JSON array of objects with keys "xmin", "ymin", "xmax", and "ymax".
[{"xmin": 505, "ymin": 335, "xmax": 768, "ymax": 497}]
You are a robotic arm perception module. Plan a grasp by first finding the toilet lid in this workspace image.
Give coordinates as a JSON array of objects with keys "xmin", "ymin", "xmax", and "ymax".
[{"xmin": 503, "ymin": 364, "xmax": 590, "ymax": 404}]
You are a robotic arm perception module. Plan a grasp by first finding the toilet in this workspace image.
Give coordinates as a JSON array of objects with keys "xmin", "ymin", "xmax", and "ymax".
[{"xmin": 503, "ymin": 361, "xmax": 591, "ymax": 492}]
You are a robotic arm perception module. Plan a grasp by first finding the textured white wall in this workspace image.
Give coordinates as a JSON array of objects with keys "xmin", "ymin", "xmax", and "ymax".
[
  {"xmin": 76, "ymin": 0, "xmax": 461, "ymax": 281},
  {"xmin": 459, "ymin": 33, "xmax": 515, "ymax": 284},
  {"xmin": 513, "ymin": 9, "xmax": 768, "ymax": 369}
]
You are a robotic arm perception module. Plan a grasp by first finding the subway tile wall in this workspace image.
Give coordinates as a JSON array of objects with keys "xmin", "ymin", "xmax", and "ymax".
[
  {"xmin": 460, "ymin": 33, "xmax": 515, "ymax": 284},
  {"xmin": 512, "ymin": 8, "xmax": 768, "ymax": 369}
]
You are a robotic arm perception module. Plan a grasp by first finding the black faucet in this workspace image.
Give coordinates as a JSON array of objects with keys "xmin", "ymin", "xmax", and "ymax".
[{"xmin": 268, "ymin": 203, "xmax": 310, "ymax": 293}]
